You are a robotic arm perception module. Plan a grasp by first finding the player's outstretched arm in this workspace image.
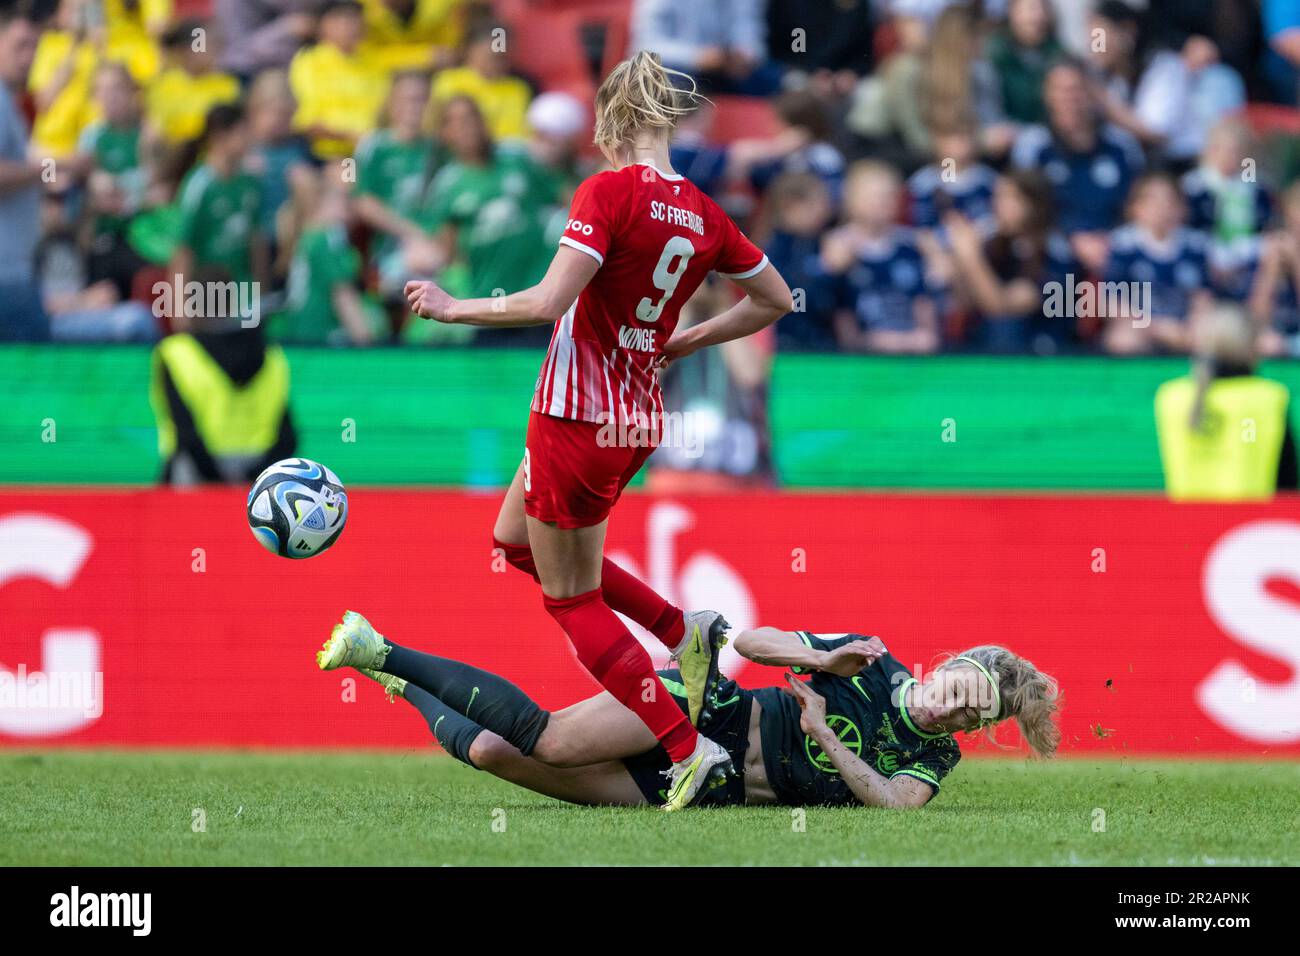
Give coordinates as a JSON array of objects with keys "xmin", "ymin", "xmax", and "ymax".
[
  {"xmin": 734, "ymin": 627, "xmax": 885, "ymax": 676},
  {"xmin": 404, "ymin": 246, "xmax": 600, "ymax": 328},
  {"xmin": 784, "ymin": 675, "xmax": 932, "ymax": 810},
  {"xmin": 660, "ymin": 263, "xmax": 793, "ymax": 364}
]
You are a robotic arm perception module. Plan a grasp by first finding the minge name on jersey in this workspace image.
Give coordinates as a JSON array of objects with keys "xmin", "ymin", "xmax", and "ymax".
[
  {"xmin": 619, "ymin": 325, "xmax": 657, "ymax": 352},
  {"xmin": 649, "ymin": 201, "xmax": 704, "ymax": 236}
]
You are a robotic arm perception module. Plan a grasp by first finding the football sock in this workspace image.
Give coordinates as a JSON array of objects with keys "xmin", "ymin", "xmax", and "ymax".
[
  {"xmin": 494, "ymin": 537, "xmax": 686, "ymax": 649},
  {"xmin": 382, "ymin": 643, "xmax": 550, "ymax": 757},
  {"xmin": 542, "ymin": 587, "xmax": 697, "ymax": 762},
  {"xmin": 403, "ymin": 684, "xmax": 484, "ymax": 768}
]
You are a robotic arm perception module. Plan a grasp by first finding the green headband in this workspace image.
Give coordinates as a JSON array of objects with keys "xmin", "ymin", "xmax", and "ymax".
[{"xmin": 954, "ymin": 656, "xmax": 1002, "ymax": 725}]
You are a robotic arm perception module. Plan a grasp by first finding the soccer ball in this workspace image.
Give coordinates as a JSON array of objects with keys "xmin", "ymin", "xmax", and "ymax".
[{"xmin": 246, "ymin": 458, "xmax": 348, "ymax": 558}]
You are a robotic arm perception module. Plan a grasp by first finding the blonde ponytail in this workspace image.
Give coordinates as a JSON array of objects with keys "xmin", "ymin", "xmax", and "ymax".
[
  {"xmin": 1189, "ymin": 301, "xmax": 1258, "ymax": 431},
  {"xmin": 593, "ymin": 50, "xmax": 705, "ymax": 151},
  {"xmin": 940, "ymin": 646, "xmax": 1062, "ymax": 758}
]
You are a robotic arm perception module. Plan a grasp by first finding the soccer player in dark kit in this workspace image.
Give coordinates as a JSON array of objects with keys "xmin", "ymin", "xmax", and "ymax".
[{"xmin": 317, "ymin": 612, "xmax": 1061, "ymax": 808}]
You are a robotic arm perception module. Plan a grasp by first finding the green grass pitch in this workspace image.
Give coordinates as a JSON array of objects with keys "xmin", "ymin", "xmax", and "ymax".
[{"xmin": 2, "ymin": 751, "xmax": 1296, "ymax": 866}]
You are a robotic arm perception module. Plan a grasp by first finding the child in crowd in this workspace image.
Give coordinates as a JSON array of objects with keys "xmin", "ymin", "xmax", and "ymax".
[
  {"xmin": 244, "ymin": 69, "xmax": 317, "ymax": 274},
  {"xmin": 1103, "ymin": 173, "xmax": 1214, "ymax": 355},
  {"xmin": 272, "ymin": 165, "xmax": 385, "ymax": 345},
  {"xmin": 1246, "ymin": 182, "xmax": 1300, "ymax": 358},
  {"xmin": 763, "ymin": 172, "xmax": 838, "ymax": 351},
  {"xmin": 430, "ymin": 21, "xmax": 531, "ymax": 142},
  {"xmin": 168, "ymin": 103, "xmax": 267, "ymax": 326},
  {"xmin": 1181, "ymin": 117, "xmax": 1272, "ymax": 246},
  {"xmin": 908, "ymin": 120, "xmax": 998, "ymax": 236},
  {"xmin": 824, "ymin": 161, "xmax": 941, "ymax": 354},
  {"xmin": 352, "ymin": 69, "xmax": 442, "ymax": 309}
]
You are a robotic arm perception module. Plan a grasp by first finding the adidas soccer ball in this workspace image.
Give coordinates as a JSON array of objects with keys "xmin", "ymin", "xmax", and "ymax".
[{"xmin": 246, "ymin": 458, "xmax": 348, "ymax": 558}]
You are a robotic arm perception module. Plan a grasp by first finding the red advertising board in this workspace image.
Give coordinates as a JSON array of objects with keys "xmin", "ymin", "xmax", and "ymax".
[{"xmin": 1, "ymin": 489, "xmax": 1298, "ymax": 756}]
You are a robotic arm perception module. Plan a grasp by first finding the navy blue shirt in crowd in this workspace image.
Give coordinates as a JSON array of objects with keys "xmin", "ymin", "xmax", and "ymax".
[
  {"xmin": 765, "ymin": 230, "xmax": 839, "ymax": 350},
  {"xmin": 1011, "ymin": 124, "xmax": 1144, "ymax": 234},
  {"xmin": 1214, "ymin": 235, "xmax": 1300, "ymax": 335},
  {"xmin": 977, "ymin": 230, "xmax": 1080, "ymax": 353},
  {"xmin": 836, "ymin": 228, "xmax": 937, "ymax": 333},
  {"xmin": 907, "ymin": 163, "xmax": 998, "ymax": 232},
  {"xmin": 1104, "ymin": 225, "xmax": 1212, "ymax": 322},
  {"xmin": 749, "ymin": 142, "xmax": 846, "ymax": 203},
  {"xmin": 1181, "ymin": 168, "xmax": 1273, "ymax": 238}
]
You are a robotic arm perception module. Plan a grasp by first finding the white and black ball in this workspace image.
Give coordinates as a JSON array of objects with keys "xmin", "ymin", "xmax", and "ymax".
[{"xmin": 246, "ymin": 458, "xmax": 348, "ymax": 558}]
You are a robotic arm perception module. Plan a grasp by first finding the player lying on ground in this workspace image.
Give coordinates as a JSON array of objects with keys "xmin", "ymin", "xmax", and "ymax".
[{"xmin": 318, "ymin": 612, "xmax": 1061, "ymax": 808}]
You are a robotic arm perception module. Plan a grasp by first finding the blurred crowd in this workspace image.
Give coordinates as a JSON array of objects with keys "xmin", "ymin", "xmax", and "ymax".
[{"xmin": 5, "ymin": 0, "xmax": 1300, "ymax": 359}]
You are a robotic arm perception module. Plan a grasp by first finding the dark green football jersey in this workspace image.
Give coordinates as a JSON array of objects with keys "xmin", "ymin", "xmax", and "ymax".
[{"xmin": 754, "ymin": 632, "xmax": 961, "ymax": 806}]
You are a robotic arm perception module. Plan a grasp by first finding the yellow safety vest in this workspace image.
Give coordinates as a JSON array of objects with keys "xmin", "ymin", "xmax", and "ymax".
[
  {"xmin": 150, "ymin": 334, "xmax": 290, "ymax": 458},
  {"xmin": 1154, "ymin": 375, "xmax": 1290, "ymax": 501}
]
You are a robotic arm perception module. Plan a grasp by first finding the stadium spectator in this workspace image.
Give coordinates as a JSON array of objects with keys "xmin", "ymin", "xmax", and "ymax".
[
  {"xmin": 944, "ymin": 169, "xmax": 1078, "ymax": 354},
  {"xmin": 1182, "ymin": 117, "xmax": 1272, "ymax": 247},
  {"xmin": 245, "ymin": 67, "xmax": 316, "ymax": 268},
  {"xmin": 629, "ymin": 0, "xmax": 778, "ymax": 96},
  {"xmin": 907, "ymin": 119, "xmax": 997, "ymax": 236},
  {"xmin": 168, "ymin": 103, "xmax": 267, "ymax": 314},
  {"xmin": 28, "ymin": 0, "xmax": 158, "ymax": 162},
  {"xmin": 523, "ymin": 90, "xmax": 587, "ymax": 205},
  {"xmin": 288, "ymin": 0, "xmax": 388, "ymax": 159},
  {"xmin": 358, "ymin": 0, "xmax": 464, "ymax": 74},
  {"xmin": 1155, "ymin": 301, "xmax": 1297, "ymax": 500},
  {"xmin": 147, "ymin": 19, "xmax": 240, "ymax": 146},
  {"xmin": 271, "ymin": 164, "xmax": 382, "ymax": 344},
  {"xmin": 410, "ymin": 94, "xmax": 558, "ymax": 344},
  {"xmin": 843, "ymin": 4, "xmax": 931, "ymax": 169},
  {"xmin": 1246, "ymin": 182, "xmax": 1300, "ymax": 358},
  {"xmin": 429, "ymin": 20, "xmax": 530, "ymax": 142},
  {"xmin": 986, "ymin": 0, "xmax": 1062, "ymax": 125},
  {"xmin": 824, "ymin": 161, "xmax": 941, "ymax": 354},
  {"xmin": 0, "ymin": 1, "xmax": 49, "ymax": 343},
  {"xmin": 73, "ymin": 61, "xmax": 149, "ymax": 300},
  {"xmin": 924, "ymin": 3, "xmax": 1016, "ymax": 160},
  {"xmin": 1264, "ymin": 0, "xmax": 1300, "ymax": 104},
  {"xmin": 740, "ymin": 89, "xmax": 845, "ymax": 202},
  {"xmin": 764, "ymin": 0, "xmax": 873, "ymax": 95},
  {"xmin": 1011, "ymin": 59, "xmax": 1144, "ymax": 271},
  {"xmin": 352, "ymin": 68, "xmax": 441, "ymax": 310},
  {"xmin": 1087, "ymin": 1, "xmax": 1245, "ymax": 169},
  {"xmin": 1103, "ymin": 172, "xmax": 1212, "ymax": 355},
  {"xmin": 762, "ymin": 172, "xmax": 837, "ymax": 352},
  {"xmin": 149, "ymin": 266, "xmax": 297, "ymax": 485},
  {"xmin": 215, "ymin": 0, "xmax": 322, "ymax": 80}
]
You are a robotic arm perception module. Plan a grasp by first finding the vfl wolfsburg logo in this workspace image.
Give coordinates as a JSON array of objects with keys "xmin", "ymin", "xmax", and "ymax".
[
  {"xmin": 876, "ymin": 751, "xmax": 899, "ymax": 774},
  {"xmin": 804, "ymin": 715, "xmax": 863, "ymax": 774}
]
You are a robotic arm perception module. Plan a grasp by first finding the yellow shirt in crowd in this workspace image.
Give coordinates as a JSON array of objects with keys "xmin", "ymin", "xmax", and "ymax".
[
  {"xmin": 431, "ymin": 66, "xmax": 531, "ymax": 141},
  {"xmin": 359, "ymin": 0, "xmax": 465, "ymax": 73},
  {"xmin": 147, "ymin": 67, "xmax": 241, "ymax": 143},
  {"xmin": 29, "ymin": 25, "xmax": 160, "ymax": 157},
  {"xmin": 289, "ymin": 42, "xmax": 390, "ymax": 158}
]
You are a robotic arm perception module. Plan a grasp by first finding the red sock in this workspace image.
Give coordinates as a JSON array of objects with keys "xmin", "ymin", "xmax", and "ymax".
[
  {"xmin": 495, "ymin": 537, "xmax": 685, "ymax": 649},
  {"xmin": 543, "ymin": 588, "xmax": 697, "ymax": 762}
]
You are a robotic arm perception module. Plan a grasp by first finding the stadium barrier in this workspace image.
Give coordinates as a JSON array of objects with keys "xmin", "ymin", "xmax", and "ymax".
[
  {"xmin": 2, "ymin": 489, "xmax": 1298, "ymax": 756},
  {"xmin": 9, "ymin": 345, "xmax": 1300, "ymax": 489}
]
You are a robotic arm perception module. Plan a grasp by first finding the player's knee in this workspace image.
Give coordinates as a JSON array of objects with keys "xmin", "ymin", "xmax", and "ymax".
[
  {"xmin": 468, "ymin": 732, "xmax": 514, "ymax": 771},
  {"xmin": 529, "ymin": 720, "xmax": 585, "ymax": 768}
]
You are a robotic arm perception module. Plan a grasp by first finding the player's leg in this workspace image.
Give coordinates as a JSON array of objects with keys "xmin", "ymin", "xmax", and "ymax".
[
  {"xmin": 493, "ymin": 461, "xmax": 687, "ymax": 649},
  {"xmin": 527, "ymin": 514, "xmax": 700, "ymax": 763}
]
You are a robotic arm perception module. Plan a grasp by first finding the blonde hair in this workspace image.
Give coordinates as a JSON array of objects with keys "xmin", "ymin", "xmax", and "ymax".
[
  {"xmin": 593, "ymin": 50, "xmax": 703, "ymax": 151},
  {"xmin": 938, "ymin": 645, "xmax": 1061, "ymax": 758}
]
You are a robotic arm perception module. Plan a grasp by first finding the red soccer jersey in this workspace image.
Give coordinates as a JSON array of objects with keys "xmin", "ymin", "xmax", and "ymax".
[{"xmin": 532, "ymin": 161, "xmax": 767, "ymax": 427}]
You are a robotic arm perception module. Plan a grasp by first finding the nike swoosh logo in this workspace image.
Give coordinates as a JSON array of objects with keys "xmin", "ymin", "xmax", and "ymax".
[
  {"xmin": 433, "ymin": 715, "xmax": 445, "ymax": 737},
  {"xmin": 851, "ymin": 676, "xmax": 872, "ymax": 701},
  {"xmin": 467, "ymin": 686, "xmax": 480, "ymax": 716}
]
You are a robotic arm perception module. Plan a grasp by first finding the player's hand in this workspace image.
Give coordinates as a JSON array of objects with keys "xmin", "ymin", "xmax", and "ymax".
[
  {"xmin": 404, "ymin": 279, "xmax": 457, "ymax": 323},
  {"xmin": 819, "ymin": 638, "xmax": 887, "ymax": 677},
  {"xmin": 783, "ymin": 673, "xmax": 828, "ymax": 734}
]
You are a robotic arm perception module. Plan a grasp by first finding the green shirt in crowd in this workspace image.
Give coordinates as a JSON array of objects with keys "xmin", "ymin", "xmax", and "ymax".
[
  {"xmin": 420, "ymin": 146, "xmax": 560, "ymax": 299},
  {"xmin": 176, "ymin": 162, "xmax": 263, "ymax": 283},
  {"xmin": 77, "ymin": 120, "xmax": 144, "ymax": 237},
  {"xmin": 355, "ymin": 129, "xmax": 442, "ymax": 256},
  {"xmin": 272, "ymin": 224, "xmax": 363, "ymax": 344}
]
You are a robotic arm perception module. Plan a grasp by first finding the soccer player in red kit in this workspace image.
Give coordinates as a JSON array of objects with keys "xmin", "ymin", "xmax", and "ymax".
[{"xmin": 405, "ymin": 51, "xmax": 793, "ymax": 810}]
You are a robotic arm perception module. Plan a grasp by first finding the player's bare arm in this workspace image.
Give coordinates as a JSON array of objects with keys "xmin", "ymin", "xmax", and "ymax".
[
  {"xmin": 733, "ymin": 626, "xmax": 886, "ymax": 676},
  {"xmin": 660, "ymin": 264, "xmax": 794, "ymax": 363},
  {"xmin": 404, "ymin": 245, "xmax": 599, "ymax": 327}
]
